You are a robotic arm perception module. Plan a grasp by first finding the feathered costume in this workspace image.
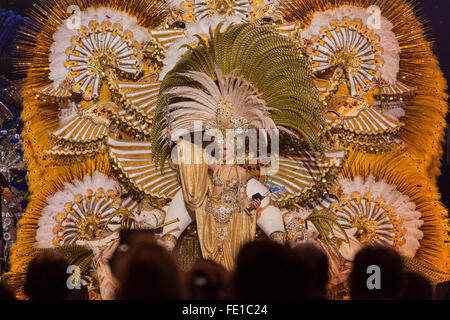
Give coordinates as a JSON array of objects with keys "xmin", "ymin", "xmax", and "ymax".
[{"xmin": 5, "ymin": 0, "xmax": 449, "ymax": 299}]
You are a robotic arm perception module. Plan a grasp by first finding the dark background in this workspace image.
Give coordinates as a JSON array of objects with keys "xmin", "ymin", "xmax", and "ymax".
[
  {"xmin": 1, "ymin": 0, "xmax": 450, "ymax": 207},
  {"xmin": 421, "ymin": 0, "xmax": 450, "ymax": 209}
]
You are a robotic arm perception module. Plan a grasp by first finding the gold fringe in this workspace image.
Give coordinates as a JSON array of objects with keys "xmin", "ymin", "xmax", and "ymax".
[
  {"xmin": 402, "ymin": 257, "xmax": 450, "ymax": 285},
  {"xmin": 175, "ymin": 234, "xmax": 203, "ymax": 272}
]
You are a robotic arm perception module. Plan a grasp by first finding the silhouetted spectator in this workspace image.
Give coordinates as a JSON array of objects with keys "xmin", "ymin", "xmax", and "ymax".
[
  {"xmin": 401, "ymin": 271, "xmax": 433, "ymax": 300},
  {"xmin": 435, "ymin": 281, "xmax": 450, "ymax": 300},
  {"xmin": 109, "ymin": 230, "xmax": 157, "ymax": 279},
  {"xmin": 65, "ymin": 285, "xmax": 89, "ymax": 300},
  {"xmin": 349, "ymin": 245, "xmax": 404, "ymax": 300},
  {"xmin": 234, "ymin": 240, "xmax": 296, "ymax": 299},
  {"xmin": 0, "ymin": 280, "xmax": 16, "ymax": 300},
  {"xmin": 24, "ymin": 250, "xmax": 70, "ymax": 300},
  {"xmin": 291, "ymin": 243, "xmax": 329, "ymax": 300},
  {"xmin": 115, "ymin": 238, "xmax": 182, "ymax": 300},
  {"xmin": 186, "ymin": 259, "xmax": 231, "ymax": 300}
]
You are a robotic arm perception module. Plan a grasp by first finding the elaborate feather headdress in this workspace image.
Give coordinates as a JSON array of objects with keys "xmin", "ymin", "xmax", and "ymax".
[
  {"xmin": 152, "ymin": 23, "xmax": 326, "ymax": 167},
  {"xmin": 165, "ymin": 67, "xmax": 277, "ymax": 140}
]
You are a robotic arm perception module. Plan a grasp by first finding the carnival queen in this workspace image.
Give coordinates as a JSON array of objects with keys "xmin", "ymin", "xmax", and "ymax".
[{"xmin": 157, "ymin": 69, "xmax": 287, "ymax": 270}]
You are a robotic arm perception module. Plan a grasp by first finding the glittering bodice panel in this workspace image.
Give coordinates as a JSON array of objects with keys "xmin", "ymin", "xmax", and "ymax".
[{"xmin": 205, "ymin": 166, "xmax": 246, "ymax": 223}]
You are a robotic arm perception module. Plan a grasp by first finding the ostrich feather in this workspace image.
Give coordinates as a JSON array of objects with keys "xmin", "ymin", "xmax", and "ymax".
[{"xmin": 166, "ymin": 67, "xmax": 277, "ymax": 135}]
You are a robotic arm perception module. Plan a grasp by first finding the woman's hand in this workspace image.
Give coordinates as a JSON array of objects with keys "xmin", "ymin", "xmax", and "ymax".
[{"xmin": 248, "ymin": 198, "xmax": 263, "ymax": 211}]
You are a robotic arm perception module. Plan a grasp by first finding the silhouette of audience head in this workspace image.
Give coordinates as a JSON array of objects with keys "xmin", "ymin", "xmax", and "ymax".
[
  {"xmin": 234, "ymin": 240, "xmax": 298, "ymax": 299},
  {"xmin": 291, "ymin": 243, "xmax": 329, "ymax": 300},
  {"xmin": 401, "ymin": 271, "xmax": 433, "ymax": 300},
  {"xmin": 0, "ymin": 281, "xmax": 16, "ymax": 300},
  {"xmin": 24, "ymin": 250, "xmax": 70, "ymax": 300},
  {"xmin": 20, "ymin": 236, "xmax": 443, "ymax": 301},
  {"xmin": 115, "ymin": 237, "xmax": 182, "ymax": 300},
  {"xmin": 109, "ymin": 231, "xmax": 157, "ymax": 279},
  {"xmin": 349, "ymin": 245, "xmax": 404, "ymax": 300},
  {"xmin": 435, "ymin": 280, "xmax": 450, "ymax": 300},
  {"xmin": 187, "ymin": 259, "xmax": 231, "ymax": 300}
]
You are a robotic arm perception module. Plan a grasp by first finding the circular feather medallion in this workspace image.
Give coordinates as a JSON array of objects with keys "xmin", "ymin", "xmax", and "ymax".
[
  {"xmin": 333, "ymin": 175, "xmax": 423, "ymax": 260},
  {"xmin": 301, "ymin": 5, "xmax": 400, "ymax": 96},
  {"xmin": 36, "ymin": 172, "xmax": 123, "ymax": 248},
  {"xmin": 65, "ymin": 20, "xmax": 144, "ymax": 100},
  {"xmin": 48, "ymin": 7, "xmax": 151, "ymax": 94},
  {"xmin": 36, "ymin": 172, "xmax": 165, "ymax": 250}
]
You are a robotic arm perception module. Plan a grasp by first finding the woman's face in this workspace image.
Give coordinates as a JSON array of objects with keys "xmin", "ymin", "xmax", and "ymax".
[{"xmin": 220, "ymin": 143, "xmax": 234, "ymax": 163}]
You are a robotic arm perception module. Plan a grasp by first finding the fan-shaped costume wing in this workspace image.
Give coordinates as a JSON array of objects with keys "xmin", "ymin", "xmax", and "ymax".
[
  {"xmin": 263, "ymin": 151, "xmax": 344, "ymax": 207},
  {"xmin": 108, "ymin": 137, "xmax": 180, "ymax": 201}
]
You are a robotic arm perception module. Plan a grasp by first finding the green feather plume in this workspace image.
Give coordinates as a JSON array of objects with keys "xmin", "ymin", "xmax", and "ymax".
[{"xmin": 152, "ymin": 23, "xmax": 325, "ymax": 168}]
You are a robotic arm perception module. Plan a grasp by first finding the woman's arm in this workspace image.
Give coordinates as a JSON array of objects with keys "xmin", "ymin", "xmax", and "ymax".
[
  {"xmin": 160, "ymin": 189, "xmax": 193, "ymax": 251},
  {"xmin": 246, "ymin": 179, "xmax": 286, "ymax": 239}
]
